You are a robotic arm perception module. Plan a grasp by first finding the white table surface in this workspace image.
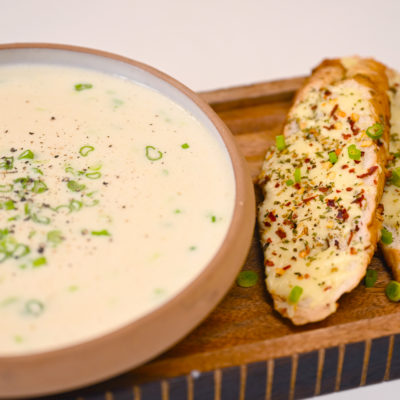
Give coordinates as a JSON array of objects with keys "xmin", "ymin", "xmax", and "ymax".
[{"xmin": 1, "ymin": 0, "xmax": 399, "ymax": 398}]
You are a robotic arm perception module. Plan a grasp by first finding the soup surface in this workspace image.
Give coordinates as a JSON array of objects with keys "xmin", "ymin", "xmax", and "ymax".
[{"xmin": 0, "ymin": 64, "xmax": 235, "ymax": 355}]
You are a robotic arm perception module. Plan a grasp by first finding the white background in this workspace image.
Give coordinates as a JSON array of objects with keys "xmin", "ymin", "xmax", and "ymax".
[{"xmin": 1, "ymin": 0, "xmax": 399, "ymax": 398}]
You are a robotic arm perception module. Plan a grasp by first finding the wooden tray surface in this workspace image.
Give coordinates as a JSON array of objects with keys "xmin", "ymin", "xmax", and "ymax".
[{"xmin": 37, "ymin": 77, "xmax": 400, "ymax": 400}]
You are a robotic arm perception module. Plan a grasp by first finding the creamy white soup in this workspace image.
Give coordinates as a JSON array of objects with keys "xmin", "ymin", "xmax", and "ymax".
[{"xmin": 0, "ymin": 65, "xmax": 235, "ymax": 355}]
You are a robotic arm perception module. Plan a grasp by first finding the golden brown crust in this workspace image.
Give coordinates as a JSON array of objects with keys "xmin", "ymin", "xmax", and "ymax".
[
  {"xmin": 381, "ymin": 245, "xmax": 400, "ymax": 281},
  {"xmin": 262, "ymin": 57, "xmax": 390, "ymax": 325}
]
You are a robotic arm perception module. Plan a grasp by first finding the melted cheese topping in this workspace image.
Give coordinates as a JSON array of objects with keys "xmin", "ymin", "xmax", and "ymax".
[
  {"xmin": 0, "ymin": 65, "xmax": 235, "ymax": 355},
  {"xmin": 258, "ymin": 73, "xmax": 381, "ymax": 321},
  {"xmin": 382, "ymin": 71, "xmax": 400, "ymax": 246}
]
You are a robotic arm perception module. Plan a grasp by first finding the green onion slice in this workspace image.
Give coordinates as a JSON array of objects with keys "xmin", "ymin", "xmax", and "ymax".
[
  {"xmin": 181, "ymin": 143, "xmax": 190, "ymax": 149},
  {"xmin": 386, "ymin": 281, "xmax": 400, "ymax": 302},
  {"xmin": 47, "ymin": 230, "xmax": 63, "ymax": 245},
  {"xmin": 236, "ymin": 270, "xmax": 258, "ymax": 288},
  {"xmin": 366, "ymin": 123, "xmax": 383, "ymax": 139},
  {"xmin": 365, "ymin": 269, "xmax": 378, "ymax": 288},
  {"xmin": 67, "ymin": 180, "xmax": 86, "ymax": 192},
  {"xmin": 25, "ymin": 299, "xmax": 44, "ymax": 316},
  {"xmin": 18, "ymin": 149, "xmax": 34, "ymax": 160},
  {"xmin": 85, "ymin": 172, "xmax": 101, "ymax": 179},
  {"xmin": 286, "ymin": 179, "xmax": 294, "ymax": 186},
  {"xmin": 276, "ymin": 135, "xmax": 286, "ymax": 151},
  {"xmin": 0, "ymin": 157, "xmax": 14, "ymax": 170},
  {"xmin": 79, "ymin": 145, "xmax": 95, "ymax": 157},
  {"xmin": 145, "ymin": 145, "xmax": 163, "ymax": 161},
  {"xmin": 391, "ymin": 167, "xmax": 400, "ymax": 187},
  {"xmin": 381, "ymin": 227, "xmax": 393, "ymax": 245},
  {"xmin": 32, "ymin": 180, "xmax": 48, "ymax": 194},
  {"xmin": 74, "ymin": 83, "xmax": 93, "ymax": 91},
  {"xmin": 32, "ymin": 257, "xmax": 47, "ymax": 268},
  {"xmin": 289, "ymin": 286, "xmax": 303, "ymax": 304},
  {"xmin": 294, "ymin": 168, "xmax": 301, "ymax": 183},
  {"xmin": 348, "ymin": 144, "xmax": 361, "ymax": 161},
  {"xmin": 328, "ymin": 151, "xmax": 338, "ymax": 164},
  {"xmin": 91, "ymin": 230, "xmax": 111, "ymax": 236}
]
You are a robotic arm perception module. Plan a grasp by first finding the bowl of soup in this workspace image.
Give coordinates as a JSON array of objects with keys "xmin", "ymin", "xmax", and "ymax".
[{"xmin": 0, "ymin": 43, "xmax": 255, "ymax": 398}]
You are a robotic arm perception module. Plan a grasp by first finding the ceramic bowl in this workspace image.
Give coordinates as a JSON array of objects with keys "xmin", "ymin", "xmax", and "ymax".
[{"xmin": 0, "ymin": 43, "xmax": 255, "ymax": 399}]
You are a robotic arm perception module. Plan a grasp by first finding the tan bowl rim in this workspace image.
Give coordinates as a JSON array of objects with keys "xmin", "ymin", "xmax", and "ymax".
[{"xmin": 0, "ymin": 42, "xmax": 256, "ymax": 399}]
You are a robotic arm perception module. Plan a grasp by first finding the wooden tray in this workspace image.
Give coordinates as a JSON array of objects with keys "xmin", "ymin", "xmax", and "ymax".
[{"xmin": 37, "ymin": 77, "xmax": 400, "ymax": 400}]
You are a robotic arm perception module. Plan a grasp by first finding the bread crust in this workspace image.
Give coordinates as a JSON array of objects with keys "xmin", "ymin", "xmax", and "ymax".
[{"xmin": 259, "ymin": 57, "xmax": 390, "ymax": 325}]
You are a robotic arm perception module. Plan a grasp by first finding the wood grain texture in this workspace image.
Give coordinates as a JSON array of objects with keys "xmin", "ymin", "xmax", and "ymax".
[{"xmin": 34, "ymin": 77, "xmax": 400, "ymax": 399}]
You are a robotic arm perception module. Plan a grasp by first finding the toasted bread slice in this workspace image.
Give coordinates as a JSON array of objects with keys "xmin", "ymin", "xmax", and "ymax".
[
  {"xmin": 381, "ymin": 69, "xmax": 400, "ymax": 280},
  {"xmin": 258, "ymin": 57, "xmax": 390, "ymax": 325}
]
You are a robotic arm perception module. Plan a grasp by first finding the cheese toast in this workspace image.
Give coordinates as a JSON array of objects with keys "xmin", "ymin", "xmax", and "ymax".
[{"xmin": 258, "ymin": 57, "xmax": 390, "ymax": 325}]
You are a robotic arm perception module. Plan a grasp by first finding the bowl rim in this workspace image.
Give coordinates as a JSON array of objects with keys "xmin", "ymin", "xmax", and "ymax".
[{"xmin": 0, "ymin": 42, "xmax": 255, "ymax": 399}]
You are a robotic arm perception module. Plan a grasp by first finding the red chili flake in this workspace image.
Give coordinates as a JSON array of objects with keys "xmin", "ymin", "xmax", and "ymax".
[
  {"xmin": 351, "ymin": 194, "xmax": 365, "ymax": 207},
  {"xmin": 275, "ymin": 228, "xmax": 287, "ymax": 239},
  {"xmin": 268, "ymin": 212, "xmax": 277, "ymax": 222},
  {"xmin": 341, "ymin": 164, "xmax": 349, "ymax": 170},
  {"xmin": 265, "ymin": 260, "xmax": 274, "ymax": 267},
  {"xmin": 304, "ymin": 158, "xmax": 311, "ymax": 163},
  {"xmin": 357, "ymin": 165, "xmax": 378, "ymax": 178},
  {"xmin": 326, "ymin": 199, "xmax": 336, "ymax": 207},
  {"xmin": 374, "ymin": 179, "xmax": 377, "ymax": 184},
  {"xmin": 318, "ymin": 187, "xmax": 329, "ymax": 193},
  {"xmin": 346, "ymin": 187, "xmax": 353, "ymax": 191},
  {"xmin": 283, "ymin": 265, "xmax": 291, "ymax": 270},
  {"xmin": 347, "ymin": 117, "xmax": 360, "ymax": 135},
  {"xmin": 324, "ymin": 89, "xmax": 332, "ymax": 97},
  {"xmin": 272, "ymin": 251, "xmax": 277, "ymax": 256},
  {"xmin": 354, "ymin": 160, "xmax": 361, "ymax": 164},
  {"xmin": 349, "ymin": 168, "xmax": 355, "ymax": 173},
  {"xmin": 330, "ymin": 104, "xmax": 339, "ymax": 118},
  {"xmin": 294, "ymin": 183, "xmax": 301, "ymax": 190},
  {"xmin": 334, "ymin": 240, "xmax": 340, "ymax": 249},
  {"xmin": 324, "ymin": 286, "xmax": 332, "ymax": 291},
  {"xmin": 324, "ymin": 124, "xmax": 335, "ymax": 130},
  {"xmin": 311, "ymin": 104, "xmax": 318, "ymax": 111},
  {"xmin": 304, "ymin": 273, "xmax": 310, "ymax": 279},
  {"xmin": 336, "ymin": 207, "xmax": 349, "ymax": 221},
  {"xmin": 336, "ymin": 190, "xmax": 341, "ymax": 193},
  {"xmin": 347, "ymin": 230, "xmax": 354, "ymax": 245},
  {"xmin": 285, "ymin": 201, "xmax": 291, "ymax": 206},
  {"xmin": 303, "ymin": 195, "xmax": 317, "ymax": 203},
  {"xmin": 350, "ymin": 247, "xmax": 357, "ymax": 255},
  {"xmin": 355, "ymin": 224, "xmax": 360, "ymax": 232},
  {"xmin": 275, "ymin": 182, "xmax": 280, "ymax": 188},
  {"xmin": 264, "ymin": 221, "xmax": 271, "ymax": 227},
  {"xmin": 342, "ymin": 133, "xmax": 352, "ymax": 140}
]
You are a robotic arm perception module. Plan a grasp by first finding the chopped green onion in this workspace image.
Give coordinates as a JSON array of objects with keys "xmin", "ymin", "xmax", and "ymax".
[
  {"xmin": 4, "ymin": 200, "xmax": 15, "ymax": 210},
  {"xmin": 18, "ymin": 149, "xmax": 34, "ymax": 160},
  {"xmin": 366, "ymin": 123, "xmax": 383, "ymax": 139},
  {"xmin": 85, "ymin": 172, "xmax": 101, "ymax": 179},
  {"xmin": 75, "ymin": 83, "xmax": 93, "ymax": 91},
  {"xmin": 181, "ymin": 143, "xmax": 190, "ymax": 149},
  {"xmin": 32, "ymin": 180, "xmax": 48, "ymax": 194},
  {"xmin": 386, "ymin": 281, "xmax": 400, "ymax": 302},
  {"xmin": 79, "ymin": 145, "xmax": 95, "ymax": 157},
  {"xmin": 91, "ymin": 230, "xmax": 110, "ymax": 236},
  {"xmin": 31, "ymin": 214, "xmax": 51, "ymax": 225},
  {"xmin": 276, "ymin": 135, "xmax": 286, "ymax": 151},
  {"xmin": 365, "ymin": 269, "xmax": 378, "ymax": 288},
  {"xmin": 47, "ymin": 230, "xmax": 63, "ymax": 245},
  {"xmin": 211, "ymin": 215, "xmax": 217, "ymax": 223},
  {"xmin": 69, "ymin": 199, "xmax": 83, "ymax": 212},
  {"xmin": 348, "ymin": 144, "xmax": 361, "ymax": 161},
  {"xmin": 67, "ymin": 180, "xmax": 86, "ymax": 192},
  {"xmin": 236, "ymin": 270, "xmax": 258, "ymax": 288},
  {"xmin": 381, "ymin": 227, "xmax": 393, "ymax": 245},
  {"xmin": 289, "ymin": 286, "xmax": 303, "ymax": 304},
  {"xmin": 32, "ymin": 167, "xmax": 43, "ymax": 175},
  {"xmin": 0, "ymin": 157, "xmax": 14, "ymax": 170},
  {"xmin": 286, "ymin": 179, "xmax": 294, "ymax": 186},
  {"xmin": 328, "ymin": 151, "xmax": 338, "ymax": 164},
  {"xmin": 32, "ymin": 257, "xmax": 47, "ymax": 268},
  {"xmin": 391, "ymin": 167, "xmax": 400, "ymax": 187},
  {"xmin": 294, "ymin": 168, "xmax": 301, "ymax": 183},
  {"xmin": 145, "ymin": 145, "xmax": 163, "ymax": 161},
  {"xmin": 25, "ymin": 299, "xmax": 44, "ymax": 316}
]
